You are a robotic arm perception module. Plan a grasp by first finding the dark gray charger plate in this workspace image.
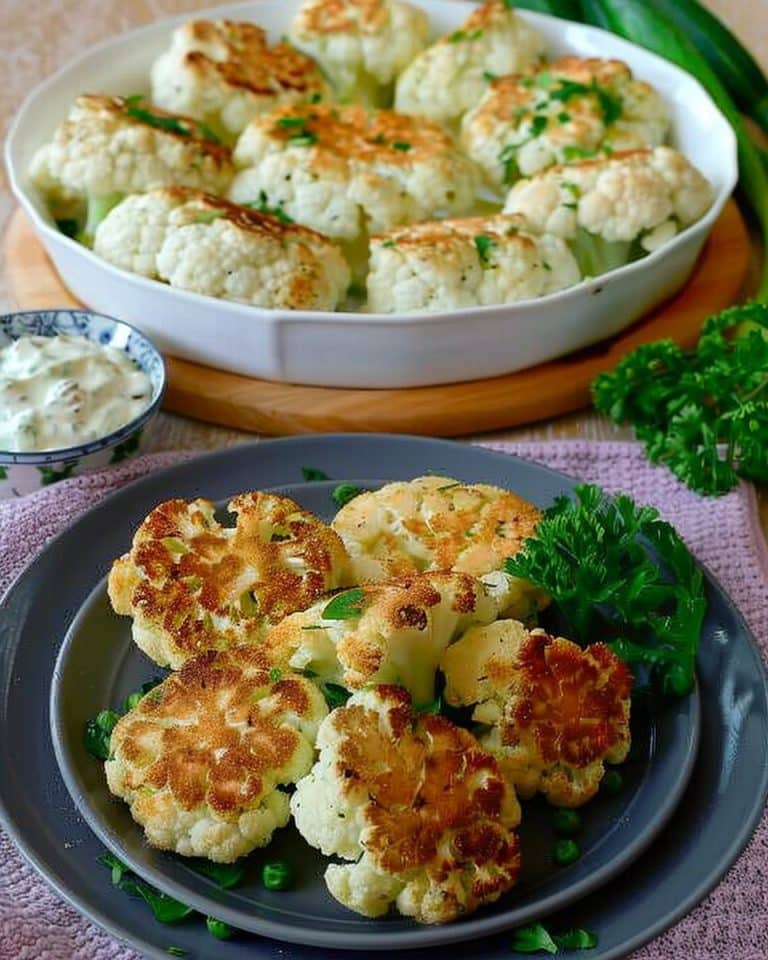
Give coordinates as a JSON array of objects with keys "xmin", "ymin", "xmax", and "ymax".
[
  {"xmin": 49, "ymin": 480, "xmax": 698, "ymax": 951},
  {"xmin": 0, "ymin": 435, "xmax": 765, "ymax": 960}
]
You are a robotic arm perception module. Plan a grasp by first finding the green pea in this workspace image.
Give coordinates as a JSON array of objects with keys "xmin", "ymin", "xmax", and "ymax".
[
  {"xmin": 206, "ymin": 917, "xmax": 234, "ymax": 940},
  {"xmin": 96, "ymin": 709, "xmax": 120, "ymax": 733},
  {"xmin": 123, "ymin": 691, "xmax": 144, "ymax": 712},
  {"xmin": 554, "ymin": 838, "xmax": 581, "ymax": 866},
  {"xmin": 552, "ymin": 808, "xmax": 582, "ymax": 836},
  {"xmin": 262, "ymin": 861, "xmax": 293, "ymax": 891},
  {"xmin": 601, "ymin": 769, "xmax": 625, "ymax": 795}
]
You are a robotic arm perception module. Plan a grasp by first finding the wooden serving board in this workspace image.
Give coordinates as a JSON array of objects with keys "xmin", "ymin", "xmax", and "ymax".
[{"xmin": 4, "ymin": 203, "xmax": 750, "ymax": 437}]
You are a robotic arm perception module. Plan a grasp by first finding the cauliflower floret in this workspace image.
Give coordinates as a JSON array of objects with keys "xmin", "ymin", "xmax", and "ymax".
[
  {"xmin": 367, "ymin": 213, "xmax": 580, "ymax": 313},
  {"xmin": 395, "ymin": 1, "xmax": 545, "ymax": 127},
  {"xmin": 107, "ymin": 491, "xmax": 351, "ymax": 669},
  {"xmin": 291, "ymin": 685, "xmax": 521, "ymax": 923},
  {"xmin": 93, "ymin": 188, "xmax": 350, "ymax": 309},
  {"xmin": 228, "ymin": 104, "xmax": 479, "ymax": 274},
  {"xmin": 150, "ymin": 20, "xmax": 329, "ymax": 142},
  {"xmin": 332, "ymin": 475, "xmax": 548, "ymax": 618},
  {"xmin": 290, "ymin": 0, "xmax": 429, "ymax": 105},
  {"xmin": 263, "ymin": 572, "xmax": 504, "ymax": 705},
  {"xmin": 442, "ymin": 621, "xmax": 633, "ymax": 807},
  {"xmin": 29, "ymin": 95, "xmax": 233, "ymax": 241},
  {"xmin": 105, "ymin": 645, "xmax": 328, "ymax": 862},
  {"xmin": 503, "ymin": 146, "xmax": 713, "ymax": 276},
  {"xmin": 461, "ymin": 57, "xmax": 670, "ymax": 192}
]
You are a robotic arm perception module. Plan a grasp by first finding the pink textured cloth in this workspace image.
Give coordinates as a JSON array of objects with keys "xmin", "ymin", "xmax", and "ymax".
[{"xmin": 0, "ymin": 442, "xmax": 766, "ymax": 960}]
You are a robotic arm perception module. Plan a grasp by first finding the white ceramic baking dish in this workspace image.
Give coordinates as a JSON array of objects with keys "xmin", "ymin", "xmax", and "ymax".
[{"xmin": 5, "ymin": 0, "xmax": 737, "ymax": 388}]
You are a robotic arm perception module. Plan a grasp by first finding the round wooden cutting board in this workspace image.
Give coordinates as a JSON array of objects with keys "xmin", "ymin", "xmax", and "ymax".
[{"xmin": 4, "ymin": 204, "xmax": 750, "ymax": 437}]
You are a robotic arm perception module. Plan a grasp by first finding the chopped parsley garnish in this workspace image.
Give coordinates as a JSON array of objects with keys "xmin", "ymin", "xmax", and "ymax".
[
  {"xmin": 505, "ymin": 483, "xmax": 706, "ymax": 696},
  {"xmin": 474, "ymin": 234, "xmax": 498, "ymax": 268},
  {"xmin": 287, "ymin": 131, "xmax": 318, "ymax": 146},
  {"xmin": 549, "ymin": 77, "xmax": 623, "ymax": 126},
  {"xmin": 381, "ymin": 239, "xmax": 397, "ymax": 249},
  {"xmin": 269, "ymin": 667, "xmax": 283, "ymax": 683},
  {"xmin": 529, "ymin": 114, "xmax": 548, "ymax": 137},
  {"xmin": 392, "ymin": 140, "xmax": 412, "ymax": 152},
  {"xmin": 189, "ymin": 860, "xmax": 245, "ymax": 890},
  {"xmin": 562, "ymin": 144, "xmax": 598, "ymax": 162},
  {"xmin": 322, "ymin": 588, "xmax": 366, "ymax": 621},
  {"xmin": 99, "ymin": 853, "xmax": 194, "ymax": 924},
  {"xmin": 302, "ymin": 466, "xmax": 330, "ymax": 481},
  {"xmin": 247, "ymin": 190, "xmax": 294, "ymax": 224},
  {"xmin": 371, "ymin": 133, "xmax": 387, "ymax": 144},
  {"xmin": 124, "ymin": 99, "xmax": 203, "ymax": 139},
  {"xmin": 483, "ymin": 70, "xmax": 497, "ymax": 83},
  {"xmin": 562, "ymin": 201, "xmax": 578, "ymax": 210},
  {"xmin": 592, "ymin": 303, "xmax": 768, "ymax": 495},
  {"xmin": 277, "ymin": 115, "xmax": 309, "ymax": 128},
  {"xmin": 557, "ymin": 111, "xmax": 571, "ymax": 123},
  {"xmin": 322, "ymin": 682, "xmax": 352, "ymax": 709},
  {"xmin": 511, "ymin": 922, "xmax": 598, "ymax": 954},
  {"xmin": 309, "ymin": 91, "xmax": 323, "ymax": 104}
]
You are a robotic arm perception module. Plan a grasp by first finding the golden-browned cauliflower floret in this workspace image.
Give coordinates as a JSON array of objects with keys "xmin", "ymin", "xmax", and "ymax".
[
  {"xmin": 367, "ymin": 213, "xmax": 580, "ymax": 313},
  {"xmin": 461, "ymin": 57, "xmax": 670, "ymax": 191},
  {"xmin": 290, "ymin": 0, "xmax": 429, "ymax": 105},
  {"xmin": 263, "ymin": 572, "xmax": 505, "ymax": 705},
  {"xmin": 108, "ymin": 492, "xmax": 351, "ymax": 669},
  {"xmin": 442, "ymin": 621, "xmax": 632, "ymax": 807},
  {"xmin": 93, "ymin": 188, "xmax": 350, "ymax": 310},
  {"xmin": 228, "ymin": 104, "xmax": 479, "ymax": 274},
  {"xmin": 395, "ymin": 1, "xmax": 545, "ymax": 127},
  {"xmin": 332, "ymin": 476, "xmax": 548, "ymax": 618},
  {"xmin": 150, "ymin": 20, "xmax": 329, "ymax": 142},
  {"xmin": 105, "ymin": 645, "xmax": 328, "ymax": 862},
  {"xmin": 503, "ymin": 147, "xmax": 713, "ymax": 276},
  {"xmin": 29, "ymin": 95, "xmax": 233, "ymax": 241},
  {"xmin": 291, "ymin": 685, "xmax": 521, "ymax": 923}
]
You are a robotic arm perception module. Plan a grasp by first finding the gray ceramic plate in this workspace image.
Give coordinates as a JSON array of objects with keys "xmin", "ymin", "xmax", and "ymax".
[
  {"xmin": 49, "ymin": 481, "xmax": 698, "ymax": 951},
  {"xmin": 0, "ymin": 436, "xmax": 765, "ymax": 960}
]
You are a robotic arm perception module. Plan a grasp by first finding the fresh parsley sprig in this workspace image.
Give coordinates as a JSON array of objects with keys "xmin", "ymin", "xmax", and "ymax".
[
  {"xmin": 592, "ymin": 303, "xmax": 768, "ymax": 495},
  {"xmin": 505, "ymin": 484, "xmax": 706, "ymax": 696}
]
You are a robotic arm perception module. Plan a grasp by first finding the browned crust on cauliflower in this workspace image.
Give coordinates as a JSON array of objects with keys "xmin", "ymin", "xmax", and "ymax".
[
  {"xmin": 178, "ymin": 21, "xmax": 326, "ymax": 96},
  {"xmin": 105, "ymin": 645, "xmax": 327, "ymax": 861},
  {"xmin": 108, "ymin": 492, "xmax": 349, "ymax": 668}
]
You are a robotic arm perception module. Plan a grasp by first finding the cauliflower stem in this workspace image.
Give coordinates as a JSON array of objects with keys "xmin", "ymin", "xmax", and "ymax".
[
  {"xmin": 79, "ymin": 192, "xmax": 124, "ymax": 245},
  {"xmin": 571, "ymin": 229, "xmax": 640, "ymax": 278}
]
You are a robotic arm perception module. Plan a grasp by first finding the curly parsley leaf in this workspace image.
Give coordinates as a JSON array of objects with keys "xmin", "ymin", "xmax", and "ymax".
[
  {"xmin": 592, "ymin": 303, "xmax": 768, "ymax": 495},
  {"xmin": 504, "ymin": 484, "xmax": 705, "ymax": 696}
]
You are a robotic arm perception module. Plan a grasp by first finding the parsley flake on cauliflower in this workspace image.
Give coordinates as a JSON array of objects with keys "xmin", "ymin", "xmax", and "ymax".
[
  {"xmin": 29, "ymin": 95, "xmax": 233, "ymax": 242},
  {"xmin": 367, "ymin": 213, "xmax": 580, "ymax": 313},
  {"xmin": 461, "ymin": 57, "xmax": 670, "ymax": 191},
  {"xmin": 394, "ymin": 0, "xmax": 546, "ymax": 128},
  {"xmin": 228, "ymin": 103, "xmax": 479, "ymax": 275},
  {"xmin": 262, "ymin": 572, "xmax": 506, "ymax": 705},
  {"xmin": 503, "ymin": 146, "xmax": 713, "ymax": 276},
  {"xmin": 291, "ymin": 685, "xmax": 521, "ymax": 923},
  {"xmin": 93, "ymin": 188, "xmax": 351, "ymax": 310},
  {"xmin": 442, "ymin": 621, "xmax": 632, "ymax": 807},
  {"xmin": 331, "ymin": 476, "xmax": 548, "ymax": 618},
  {"xmin": 107, "ymin": 491, "xmax": 351, "ymax": 669},
  {"xmin": 150, "ymin": 20, "xmax": 329, "ymax": 142},
  {"xmin": 105, "ymin": 644, "xmax": 328, "ymax": 862},
  {"xmin": 289, "ymin": 0, "xmax": 429, "ymax": 106}
]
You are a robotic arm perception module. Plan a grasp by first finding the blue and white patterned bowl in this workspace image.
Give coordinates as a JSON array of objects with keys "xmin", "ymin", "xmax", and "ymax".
[{"xmin": 0, "ymin": 310, "xmax": 166, "ymax": 498}]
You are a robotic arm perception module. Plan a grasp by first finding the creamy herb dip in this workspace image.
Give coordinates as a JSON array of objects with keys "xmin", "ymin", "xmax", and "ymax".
[{"xmin": 0, "ymin": 335, "xmax": 152, "ymax": 452}]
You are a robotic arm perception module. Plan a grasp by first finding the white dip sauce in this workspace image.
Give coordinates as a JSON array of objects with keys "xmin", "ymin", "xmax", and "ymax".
[{"xmin": 0, "ymin": 335, "xmax": 152, "ymax": 452}]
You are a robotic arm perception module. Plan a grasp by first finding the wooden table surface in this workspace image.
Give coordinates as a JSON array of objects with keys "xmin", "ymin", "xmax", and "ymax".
[{"xmin": 0, "ymin": 0, "xmax": 766, "ymax": 530}]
